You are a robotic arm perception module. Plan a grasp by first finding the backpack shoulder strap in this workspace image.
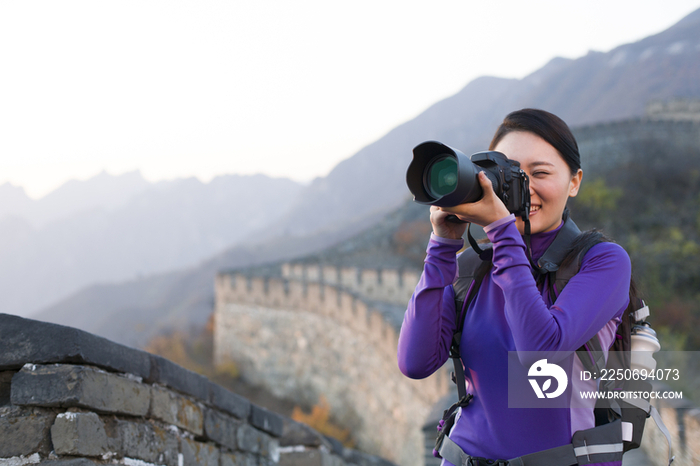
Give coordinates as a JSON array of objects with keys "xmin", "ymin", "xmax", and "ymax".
[
  {"xmin": 536, "ymin": 214, "xmax": 582, "ymax": 273},
  {"xmin": 552, "ymin": 229, "xmax": 606, "ymax": 293},
  {"xmin": 454, "ymin": 245, "xmax": 492, "ymax": 316},
  {"xmin": 553, "ymin": 230, "xmax": 609, "ymax": 377},
  {"xmin": 444, "ymin": 245, "xmax": 492, "ymax": 407}
]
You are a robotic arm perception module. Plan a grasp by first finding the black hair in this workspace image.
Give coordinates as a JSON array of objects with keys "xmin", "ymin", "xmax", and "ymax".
[{"xmin": 489, "ymin": 108, "xmax": 581, "ymax": 175}]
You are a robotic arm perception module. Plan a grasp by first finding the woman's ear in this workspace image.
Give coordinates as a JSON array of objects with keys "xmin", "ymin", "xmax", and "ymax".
[{"xmin": 568, "ymin": 169, "xmax": 583, "ymax": 197}]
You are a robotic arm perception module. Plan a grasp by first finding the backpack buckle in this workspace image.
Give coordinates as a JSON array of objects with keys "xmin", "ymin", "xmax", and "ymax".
[{"xmin": 467, "ymin": 458, "xmax": 508, "ymax": 466}]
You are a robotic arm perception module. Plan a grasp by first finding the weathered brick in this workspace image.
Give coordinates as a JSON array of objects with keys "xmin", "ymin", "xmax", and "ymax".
[
  {"xmin": 237, "ymin": 424, "xmax": 279, "ymax": 460},
  {"xmin": 344, "ymin": 449, "xmax": 396, "ymax": 466},
  {"xmin": 0, "ymin": 313, "xmax": 150, "ymax": 379},
  {"xmin": 258, "ymin": 457, "xmax": 280, "ymax": 466},
  {"xmin": 50, "ymin": 412, "xmax": 110, "ymax": 457},
  {"xmin": 0, "ymin": 406, "xmax": 55, "ymax": 457},
  {"xmin": 323, "ymin": 436, "xmax": 344, "ymax": 457},
  {"xmin": 280, "ymin": 419, "xmax": 329, "ymax": 448},
  {"xmin": 208, "ymin": 382, "xmax": 250, "ymax": 420},
  {"xmin": 203, "ymin": 408, "xmax": 239, "ymax": 451},
  {"xmin": 219, "ymin": 452, "xmax": 256, "ymax": 466},
  {"xmin": 279, "ymin": 450, "xmax": 335, "ymax": 466},
  {"xmin": 103, "ymin": 418, "xmax": 179, "ymax": 466},
  {"xmin": 0, "ymin": 453, "xmax": 41, "ymax": 466},
  {"xmin": 249, "ymin": 404, "xmax": 284, "ymax": 437},
  {"xmin": 149, "ymin": 385, "xmax": 203, "ymax": 435},
  {"xmin": 38, "ymin": 460, "xmax": 98, "ymax": 466},
  {"xmin": 148, "ymin": 355, "xmax": 209, "ymax": 401},
  {"xmin": 180, "ymin": 438, "xmax": 220, "ymax": 466},
  {"xmin": 11, "ymin": 364, "xmax": 150, "ymax": 416},
  {"xmin": 0, "ymin": 371, "xmax": 14, "ymax": 406}
]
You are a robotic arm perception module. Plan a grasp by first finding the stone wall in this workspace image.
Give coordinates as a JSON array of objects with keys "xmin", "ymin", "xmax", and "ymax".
[
  {"xmin": 280, "ymin": 263, "xmax": 420, "ymax": 307},
  {"xmin": 640, "ymin": 388, "xmax": 700, "ymax": 466},
  {"xmin": 0, "ymin": 313, "xmax": 397, "ymax": 466},
  {"xmin": 573, "ymin": 118, "xmax": 700, "ymax": 173},
  {"xmin": 214, "ymin": 271, "xmax": 449, "ymax": 466},
  {"xmin": 646, "ymin": 98, "xmax": 700, "ymax": 122}
]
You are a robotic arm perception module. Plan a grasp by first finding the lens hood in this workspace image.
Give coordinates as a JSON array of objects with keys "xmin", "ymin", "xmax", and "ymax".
[{"xmin": 406, "ymin": 141, "xmax": 484, "ymax": 207}]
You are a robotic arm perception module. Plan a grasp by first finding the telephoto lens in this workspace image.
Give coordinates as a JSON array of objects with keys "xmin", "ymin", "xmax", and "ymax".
[
  {"xmin": 406, "ymin": 140, "xmax": 530, "ymax": 219},
  {"xmin": 406, "ymin": 141, "xmax": 488, "ymax": 207}
]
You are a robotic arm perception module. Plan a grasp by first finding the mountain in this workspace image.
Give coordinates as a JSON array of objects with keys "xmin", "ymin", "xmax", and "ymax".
[
  {"xmin": 0, "ymin": 171, "xmax": 152, "ymax": 228},
  {"xmin": 32, "ymin": 210, "xmax": 382, "ymax": 349},
  {"xmin": 0, "ymin": 183, "xmax": 34, "ymax": 222},
  {"xmin": 266, "ymin": 8, "xmax": 700, "ymax": 239},
  {"xmin": 31, "ymin": 8, "xmax": 700, "ymax": 345},
  {"xmin": 1, "ymin": 172, "xmax": 303, "ymax": 316}
]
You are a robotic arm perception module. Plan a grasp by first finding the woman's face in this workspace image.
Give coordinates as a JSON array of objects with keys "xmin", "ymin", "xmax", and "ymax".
[{"xmin": 493, "ymin": 131, "xmax": 582, "ymax": 234}]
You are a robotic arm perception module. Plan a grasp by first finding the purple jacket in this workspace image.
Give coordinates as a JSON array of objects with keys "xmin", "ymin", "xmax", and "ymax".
[{"xmin": 397, "ymin": 215, "xmax": 631, "ymax": 465}]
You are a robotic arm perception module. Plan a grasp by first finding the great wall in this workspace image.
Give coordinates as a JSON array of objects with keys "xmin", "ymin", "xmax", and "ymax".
[{"xmin": 214, "ymin": 263, "xmax": 449, "ymax": 466}]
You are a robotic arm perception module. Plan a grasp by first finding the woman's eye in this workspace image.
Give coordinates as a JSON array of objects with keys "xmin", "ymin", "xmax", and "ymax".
[{"xmin": 532, "ymin": 171, "xmax": 548, "ymax": 177}]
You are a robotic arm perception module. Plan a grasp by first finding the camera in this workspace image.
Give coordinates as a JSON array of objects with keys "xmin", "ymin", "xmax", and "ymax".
[{"xmin": 406, "ymin": 141, "xmax": 531, "ymax": 220}]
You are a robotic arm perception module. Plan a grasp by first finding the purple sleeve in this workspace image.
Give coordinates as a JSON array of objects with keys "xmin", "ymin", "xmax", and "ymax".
[
  {"xmin": 487, "ymin": 219, "xmax": 631, "ymax": 353},
  {"xmin": 397, "ymin": 235, "xmax": 463, "ymax": 379}
]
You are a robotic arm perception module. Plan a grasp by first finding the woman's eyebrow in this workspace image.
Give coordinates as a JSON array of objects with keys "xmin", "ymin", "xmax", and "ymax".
[{"xmin": 528, "ymin": 161, "xmax": 556, "ymax": 168}]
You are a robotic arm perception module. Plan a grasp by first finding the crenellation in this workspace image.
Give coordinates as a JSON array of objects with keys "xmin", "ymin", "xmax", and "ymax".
[
  {"xmin": 277, "ymin": 262, "xmax": 421, "ymax": 307},
  {"xmin": 340, "ymin": 267, "xmax": 358, "ymax": 289},
  {"xmin": 231, "ymin": 274, "xmax": 247, "ymax": 297},
  {"xmin": 646, "ymin": 98, "xmax": 700, "ymax": 121},
  {"xmin": 360, "ymin": 269, "xmax": 379, "ymax": 299},
  {"xmin": 280, "ymin": 263, "xmax": 292, "ymax": 279},
  {"xmin": 381, "ymin": 269, "xmax": 400, "ymax": 289},
  {"xmin": 322, "ymin": 266, "xmax": 340, "ymax": 286},
  {"xmin": 306, "ymin": 265, "xmax": 321, "ymax": 283}
]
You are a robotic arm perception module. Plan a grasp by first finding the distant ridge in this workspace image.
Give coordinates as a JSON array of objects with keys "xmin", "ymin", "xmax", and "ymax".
[
  {"xmin": 266, "ymin": 7, "xmax": 700, "ymax": 239},
  {"xmin": 1, "ymin": 172, "xmax": 303, "ymax": 316},
  {"xmin": 32, "ymin": 8, "xmax": 700, "ymax": 346}
]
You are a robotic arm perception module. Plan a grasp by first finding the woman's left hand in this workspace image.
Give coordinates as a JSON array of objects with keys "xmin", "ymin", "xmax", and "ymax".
[{"xmin": 439, "ymin": 171, "xmax": 511, "ymax": 227}]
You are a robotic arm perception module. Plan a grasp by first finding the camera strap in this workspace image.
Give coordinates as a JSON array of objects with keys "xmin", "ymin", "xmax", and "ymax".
[
  {"xmin": 466, "ymin": 224, "xmax": 485, "ymax": 258},
  {"xmin": 469, "ymin": 218, "xmax": 545, "ymax": 271},
  {"xmin": 470, "ymin": 210, "xmax": 578, "ymax": 273}
]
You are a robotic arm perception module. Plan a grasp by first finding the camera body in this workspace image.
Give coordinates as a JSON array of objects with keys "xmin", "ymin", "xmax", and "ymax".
[{"xmin": 406, "ymin": 141, "xmax": 530, "ymax": 220}]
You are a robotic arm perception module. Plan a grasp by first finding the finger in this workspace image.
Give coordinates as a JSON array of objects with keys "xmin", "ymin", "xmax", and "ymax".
[
  {"xmin": 430, "ymin": 206, "xmax": 452, "ymax": 224},
  {"xmin": 478, "ymin": 171, "xmax": 495, "ymax": 191}
]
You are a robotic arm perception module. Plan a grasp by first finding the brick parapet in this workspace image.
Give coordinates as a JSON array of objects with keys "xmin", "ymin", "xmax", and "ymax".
[
  {"xmin": 215, "ymin": 273, "xmax": 406, "ymax": 362},
  {"xmin": 573, "ymin": 118, "xmax": 700, "ymax": 173},
  {"xmin": 0, "ymin": 313, "xmax": 395, "ymax": 466},
  {"xmin": 279, "ymin": 263, "xmax": 420, "ymax": 307}
]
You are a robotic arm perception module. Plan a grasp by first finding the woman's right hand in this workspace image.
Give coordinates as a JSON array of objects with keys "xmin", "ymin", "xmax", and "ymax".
[{"xmin": 430, "ymin": 206, "xmax": 468, "ymax": 240}]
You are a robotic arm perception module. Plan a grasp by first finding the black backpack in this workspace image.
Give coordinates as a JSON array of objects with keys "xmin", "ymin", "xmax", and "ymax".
[{"xmin": 434, "ymin": 215, "xmax": 675, "ymax": 466}]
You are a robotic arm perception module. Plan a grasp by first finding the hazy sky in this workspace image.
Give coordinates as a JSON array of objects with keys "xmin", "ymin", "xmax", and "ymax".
[{"xmin": 1, "ymin": 1, "xmax": 699, "ymax": 199}]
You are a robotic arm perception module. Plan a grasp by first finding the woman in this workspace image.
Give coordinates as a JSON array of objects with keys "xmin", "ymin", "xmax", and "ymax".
[{"xmin": 397, "ymin": 109, "xmax": 631, "ymax": 465}]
